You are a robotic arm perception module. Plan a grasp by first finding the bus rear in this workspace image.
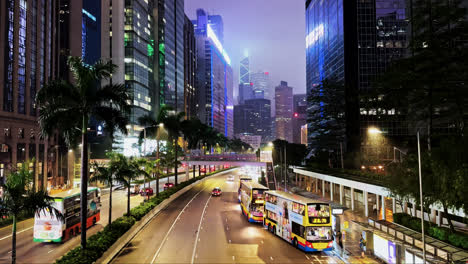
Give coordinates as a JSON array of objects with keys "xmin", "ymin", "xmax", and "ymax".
[{"xmin": 33, "ymin": 199, "xmax": 65, "ymax": 242}]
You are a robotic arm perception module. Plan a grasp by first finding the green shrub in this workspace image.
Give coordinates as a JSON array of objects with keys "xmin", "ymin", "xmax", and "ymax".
[{"xmin": 432, "ymin": 227, "xmax": 450, "ymax": 242}]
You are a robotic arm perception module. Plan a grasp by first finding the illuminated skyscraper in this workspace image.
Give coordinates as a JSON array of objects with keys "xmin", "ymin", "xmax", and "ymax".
[
  {"xmin": 305, "ymin": 0, "xmax": 408, "ymax": 153},
  {"xmin": 193, "ymin": 9, "xmax": 233, "ymax": 138},
  {"xmin": 251, "ymin": 71, "xmax": 273, "ymax": 114},
  {"xmin": 238, "ymin": 55, "xmax": 252, "ymax": 104}
]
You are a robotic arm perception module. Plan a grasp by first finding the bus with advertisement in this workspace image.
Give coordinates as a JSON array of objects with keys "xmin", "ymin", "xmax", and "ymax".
[
  {"xmin": 33, "ymin": 187, "xmax": 101, "ymax": 242},
  {"xmin": 238, "ymin": 176, "xmax": 252, "ymax": 202},
  {"xmin": 263, "ymin": 190, "xmax": 333, "ymax": 252},
  {"xmin": 239, "ymin": 181, "xmax": 268, "ymax": 223}
]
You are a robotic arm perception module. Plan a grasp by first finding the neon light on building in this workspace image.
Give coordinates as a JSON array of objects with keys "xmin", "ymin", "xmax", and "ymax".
[
  {"xmin": 207, "ymin": 24, "xmax": 231, "ymax": 65},
  {"xmin": 306, "ymin": 24, "xmax": 324, "ymax": 48}
]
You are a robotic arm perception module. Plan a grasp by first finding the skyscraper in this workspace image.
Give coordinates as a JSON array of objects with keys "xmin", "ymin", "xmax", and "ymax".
[
  {"xmin": 184, "ymin": 15, "xmax": 197, "ymax": 120},
  {"xmin": 275, "ymin": 81, "xmax": 293, "ymax": 142},
  {"xmin": 250, "ymin": 71, "xmax": 273, "ymax": 114},
  {"xmin": 305, "ymin": 0, "xmax": 408, "ymax": 153},
  {"xmin": 193, "ymin": 9, "xmax": 233, "ymax": 138},
  {"xmin": 245, "ymin": 99, "xmax": 271, "ymax": 141},
  {"xmin": 156, "ymin": 0, "xmax": 185, "ymax": 113},
  {"xmin": 238, "ymin": 55, "xmax": 252, "ymax": 104},
  {"xmin": 293, "ymin": 94, "xmax": 307, "ymax": 144},
  {"xmin": 1, "ymin": 0, "xmax": 67, "ymax": 189}
]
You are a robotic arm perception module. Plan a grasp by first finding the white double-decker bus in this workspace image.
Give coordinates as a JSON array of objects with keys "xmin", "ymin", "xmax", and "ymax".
[
  {"xmin": 239, "ymin": 181, "xmax": 268, "ymax": 223},
  {"xmin": 264, "ymin": 190, "xmax": 333, "ymax": 252}
]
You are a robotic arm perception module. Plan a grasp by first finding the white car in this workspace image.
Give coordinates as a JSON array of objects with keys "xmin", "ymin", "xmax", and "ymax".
[{"xmin": 227, "ymin": 175, "xmax": 235, "ymax": 182}]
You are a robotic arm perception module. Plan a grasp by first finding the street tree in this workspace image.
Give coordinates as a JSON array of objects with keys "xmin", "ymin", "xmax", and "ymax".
[
  {"xmin": 36, "ymin": 56, "xmax": 130, "ymax": 249},
  {"xmin": 0, "ymin": 163, "xmax": 63, "ymax": 264}
]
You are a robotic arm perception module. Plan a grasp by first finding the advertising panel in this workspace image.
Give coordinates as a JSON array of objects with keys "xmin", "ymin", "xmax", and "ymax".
[{"xmin": 373, "ymin": 234, "xmax": 396, "ymax": 264}]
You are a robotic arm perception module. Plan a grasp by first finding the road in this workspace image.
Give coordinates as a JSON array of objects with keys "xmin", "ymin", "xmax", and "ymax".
[
  {"xmin": 0, "ymin": 172, "xmax": 196, "ymax": 263},
  {"xmin": 112, "ymin": 169, "xmax": 352, "ymax": 264}
]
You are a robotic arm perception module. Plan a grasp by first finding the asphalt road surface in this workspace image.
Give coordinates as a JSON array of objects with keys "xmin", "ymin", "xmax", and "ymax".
[
  {"xmin": 0, "ymin": 173, "xmax": 193, "ymax": 263},
  {"xmin": 111, "ymin": 169, "xmax": 353, "ymax": 264}
]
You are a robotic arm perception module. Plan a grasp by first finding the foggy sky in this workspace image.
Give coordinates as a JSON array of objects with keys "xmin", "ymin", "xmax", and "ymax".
[{"xmin": 185, "ymin": 0, "xmax": 307, "ymax": 103}]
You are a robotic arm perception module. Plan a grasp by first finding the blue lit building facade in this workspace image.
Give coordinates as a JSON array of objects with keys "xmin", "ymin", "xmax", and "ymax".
[
  {"xmin": 305, "ymin": 0, "xmax": 408, "ymax": 155},
  {"xmin": 81, "ymin": 1, "xmax": 101, "ymax": 65},
  {"xmin": 193, "ymin": 9, "xmax": 234, "ymax": 138}
]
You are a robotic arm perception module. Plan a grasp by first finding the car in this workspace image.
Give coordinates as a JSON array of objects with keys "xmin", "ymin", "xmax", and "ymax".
[
  {"xmin": 212, "ymin": 187, "xmax": 222, "ymax": 196},
  {"xmin": 163, "ymin": 182, "xmax": 174, "ymax": 191},
  {"xmin": 200, "ymin": 167, "xmax": 206, "ymax": 173},
  {"xmin": 140, "ymin": 187, "xmax": 154, "ymax": 196},
  {"xmin": 226, "ymin": 175, "xmax": 235, "ymax": 182}
]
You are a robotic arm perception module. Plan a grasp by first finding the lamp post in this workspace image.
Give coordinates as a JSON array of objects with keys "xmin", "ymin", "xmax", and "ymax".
[{"xmin": 417, "ymin": 130, "xmax": 426, "ymax": 264}]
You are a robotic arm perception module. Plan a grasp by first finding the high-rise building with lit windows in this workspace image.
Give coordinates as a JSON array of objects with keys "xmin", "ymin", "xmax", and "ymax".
[
  {"xmin": 275, "ymin": 81, "xmax": 293, "ymax": 142},
  {"xmin": 305, "ymin": 0, "xmax": 408, "ymax": 154},
  {"xmin": 0, "ymin": 0, "xmax": 66, "ymax": 190},
  {"xmin": 155, "ymin": 0, "xmax": 185, "ymax": 113},
  {"xmin": 193, "ymin": 9, "xmax": 233, "ymax": 138}
]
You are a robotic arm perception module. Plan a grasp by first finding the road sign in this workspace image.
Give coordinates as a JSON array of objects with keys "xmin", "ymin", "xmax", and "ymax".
[{"xmin": 332, "ymin": 208, "xmax": 344, "ymax": 215}]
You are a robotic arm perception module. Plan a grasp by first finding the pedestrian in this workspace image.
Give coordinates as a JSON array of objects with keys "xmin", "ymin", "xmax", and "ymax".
[
  {"xmin": 359, "ymin": 234, "xmax": 366, "ymax": 257},
  {"xmin": 336, "ymin": 231, "xmax": 343, "ymax": 249}
]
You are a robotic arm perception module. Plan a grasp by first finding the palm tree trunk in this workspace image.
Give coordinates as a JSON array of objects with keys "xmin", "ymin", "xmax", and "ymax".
[
  {"xmin": 174, "ymin": 139, "xmax": 178, "ymax": 186},
  {"xmin": 11, "ymin": 214, "xmax": 17, "ymax": 264},
  {"xmin": 127, "ymin": 184, "xmax": 131, "ymax": 216},
  {"xmin": 80, "ymin": 115, "xmax": 89, "ymax": 249},
  {"xmin": 156, "ymin": 172, "xmax": 159, "ymax": 197},
  {"xmin": 109, "ymin": 183, "xmax": 112, "ymax": 226}
]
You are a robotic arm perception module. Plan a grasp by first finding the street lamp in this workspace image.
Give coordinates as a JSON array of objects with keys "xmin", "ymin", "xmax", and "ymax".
[{"xmin": 368, "ymin": 127, "xmax": 383, "ymax": 134}]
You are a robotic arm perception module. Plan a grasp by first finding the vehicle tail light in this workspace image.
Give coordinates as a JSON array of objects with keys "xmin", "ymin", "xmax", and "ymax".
[
  {"xmin": 328, "ymin": 241, "xmax": 333, "ymax": 248},
  {"xmin": 306, "ymin": 241, "xmax": 314, "ymax": 248}
]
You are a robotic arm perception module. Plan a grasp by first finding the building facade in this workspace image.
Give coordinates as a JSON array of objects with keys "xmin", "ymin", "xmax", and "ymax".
[
  {"xmin": 193, "ymin": 9, "xmax": 233, "ymax": 138},
  {"xmin": 0, "ymin": 0, "xmax": 68, "ymax": 189},
  {"xmin": 250, "ymin": 71, "xmax": 272, "ymax": 114},
  {"xmin": 293, "ymin": 94, "xmax": 307, "ymax": 144},
  {"xmin": 238, "ymin": 55, "xmax": 252, "ymax": 104},
  {"xmin": 305, "ymin": 0, "xmax": 407, "ymax": 154},
  {"xmin": 156, "ymin": 0, "xmax": 185, "ymax": 112},
  {"xmin": 244, "ymin": 98, "xmax": 271, "ymax": 141},
  {"xmin": 238, "ymin": 134, "xmax": 261, "ymax": 150},
  {"xmin": 184, "ymin": 15, "xmax": 197, "ymax": 119},
  {"xmin": 275, "ymin": 81, "xmax": 293, "ymax": 142}
]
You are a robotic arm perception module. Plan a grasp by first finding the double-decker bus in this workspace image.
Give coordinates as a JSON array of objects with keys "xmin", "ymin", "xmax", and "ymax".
[
  {"xmin": 264, "ymin": 190, "xmax": 333, "ymax": 252},
  {"xmin": 239, "ymin": 181, "xmax": 268, "ymax": 223},
  {"xmin": 33, "ymin": 187, "xmax": 101, "ymax": 242},
  {"xmin": 238, "ymin": 176, "xmax": 252, "ymax": 202}
]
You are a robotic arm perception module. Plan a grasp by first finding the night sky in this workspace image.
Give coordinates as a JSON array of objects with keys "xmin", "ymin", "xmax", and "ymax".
[{"xmin": 185, "ymin": 0, "xmax": 307, "ymax": 103}]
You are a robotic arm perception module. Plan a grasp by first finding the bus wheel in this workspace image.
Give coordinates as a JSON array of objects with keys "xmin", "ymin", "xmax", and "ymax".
[
  {"xmin": 293, "ymin": 238, "xmax": 298, "ymax": 248},
  {"xmin": 92, "ymin": 217, "xmax": 97, "ymax": 226},
  {"xmin": 267, "ymin": 223, "xmax": 271, "ymax": 232}
]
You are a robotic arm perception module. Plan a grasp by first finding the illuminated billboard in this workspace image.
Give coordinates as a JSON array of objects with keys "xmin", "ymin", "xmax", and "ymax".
[{"xmin": 373, "ymin": 234, "xmax": 396, "ymax": 264}]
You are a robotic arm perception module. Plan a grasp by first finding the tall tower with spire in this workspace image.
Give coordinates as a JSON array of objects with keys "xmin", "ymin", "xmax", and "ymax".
[{"xmin": 238, "ymin": 54, "xmax": 252, "ymax": 104}]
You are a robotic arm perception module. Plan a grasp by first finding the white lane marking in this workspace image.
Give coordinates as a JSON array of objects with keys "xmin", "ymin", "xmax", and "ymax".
[
  {"xmin": 48, "ymin": 249, "xmax": 54, "ymax": 254},
  {"xmin": 8, "ymin": 251, "xmax": 12, "ymax": 253},
  {"xmin": 150, "ymin": 187, "xmax": 206, "ymax": 264},
  {"xmin": 0, "ymin": 226, "xmax": 34, "ymax": 241},
  {"xmin": 270, "ymin": 256, "xmax": 274, "ymax": 261},
  {"xmin": 232, "ymin": 256, "xmax": 235, "ymax": 260},
  {"xmin": 305, "ymin": 254, "xmax": 310, "ymax": 260},
  {"xmin": 191, "ymin": 195, "xmax": 212, "ymax": 264},
  {"xmin": 228, "ymin": 239, "xmax": 231, "ymax": 243},
  {"xmin": 260, "ymin": 240, "xmax": 264, "ymax": 244}
]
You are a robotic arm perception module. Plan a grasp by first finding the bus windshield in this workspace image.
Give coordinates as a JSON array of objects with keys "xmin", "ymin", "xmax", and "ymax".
[
  {"xmin": 307, "ymin": 203, "xmax": 330, "ymax": 224},
  {"xmin": 252, "ymin": 189, "xmax": 265, "ymax": 200},
  {"xmin": 305, "ymin": 226, "xmax": 332, "ymax": 241}
]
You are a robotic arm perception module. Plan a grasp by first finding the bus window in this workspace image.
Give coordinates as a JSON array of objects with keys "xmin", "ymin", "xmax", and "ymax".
[
  {"xmin": 292, "ymin": 202, "xmax": 305, "ymax": 216},
  {"xmin": 266, "ymin": 194, "xmax": 277, "ymax": 204},
  {"xmin": 292, "ymin": 222, "xmax": 305, "ymax": 238},
  {"xmin": 306, "ymin": 226, "xmax": 332, "ymax": 241}
]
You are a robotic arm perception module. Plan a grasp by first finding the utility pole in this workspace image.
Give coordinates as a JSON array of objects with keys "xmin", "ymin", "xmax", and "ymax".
[{"xmin": 417, "ymin": 130, "xmax": 426, "ymax": 264}]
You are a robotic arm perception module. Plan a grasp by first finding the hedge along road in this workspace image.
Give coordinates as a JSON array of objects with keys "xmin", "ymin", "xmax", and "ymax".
[
  {"xmin": 0, "ymin": 172, "xmax": 198, "ymax": 264},
  {"xmin": 110, "ymin": 169, "xmax": 346, "ymax": 264}
]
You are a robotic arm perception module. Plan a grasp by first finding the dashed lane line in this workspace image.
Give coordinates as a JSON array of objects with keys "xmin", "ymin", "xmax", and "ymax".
[
  {"xmin": 191, "ymin": 195, "xmax": 212, "ymax": 264},
  {"xmin": 150, "ymin": 187, "xmax": 206, "ymax": 264}
]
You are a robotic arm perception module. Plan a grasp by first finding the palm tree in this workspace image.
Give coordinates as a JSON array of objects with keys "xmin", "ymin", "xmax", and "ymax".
[
  {"xmin": 0, "ymin": 163, "xmax": 63, "ymax": 264},
  {"xmin": 36, "ymin": 56, "xmax": 131, "ymax": 249},
  {"xmin": 139, "ymin": 106, "xmax": 184, "ymax": 186},
  {"xmin": 113, "ymin": 155, "xmax": 146, "ymax": 215},
  {"xmin": 89, "ymin": 153, "xmax": 120, "ymax": 226}
]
